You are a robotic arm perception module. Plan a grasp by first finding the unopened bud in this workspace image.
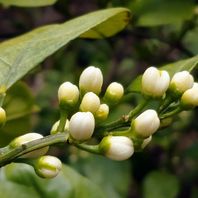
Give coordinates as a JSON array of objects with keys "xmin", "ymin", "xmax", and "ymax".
[
  {"xmin": 34, "ymin": 155, "xmax": 62, "ymax": 178},
  {"xmin": 181, "ymin": 82, "xmax": 198, "ymax": 109},
  {"xmin": 142, "ymin": 67, "xmax": 170, "ymax": 97},
  {"xmin": 58, "ymin": 82, "xmax": 79, "ymax": 109},
  {"xmin": 99, "ymin": 136, "xmax": 134, "ymax": 161},
  {"xmin": 69, "ymin": 112, "xmax": 95, "ymax": 141},
  {"xmin": 95, "ymin": 104, "xmax": 109, "ymax": 121},
  {"xmin": 104, "ymin": 82, "xmax": 124, "ymax": 105},
  {"xmin": 0, "ymin": 107, "xmax": 6, "ymax": 126},
  {"xmin": 131, "ymin": 109, "xmax": 160, "ymax": 138},
  {"xmin": 169, "ymin": 71, "xmax": 194, "ymax": 96},
  {"xmin": 79, "ymin": 66, "xmax": 103, "ymax": 95},
  {"xmin": 80, "ymin": 92, "xmax": 100, "ymax": 114},
  {"xmin": 9, "ymin": 133, "xmax": 49, "ymax": 158},
  {"xmin": 50, "ymin": 119, "xmax": 69, "ymax": 135},
  {"xmin": 141, "ymin": 136, "xmax": 152, "ymax": 149}
]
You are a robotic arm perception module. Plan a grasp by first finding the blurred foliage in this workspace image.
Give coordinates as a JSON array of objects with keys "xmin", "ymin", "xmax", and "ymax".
[{"xmin": 0, "ymin": 0, "xmax": 198, "ymax": 198}]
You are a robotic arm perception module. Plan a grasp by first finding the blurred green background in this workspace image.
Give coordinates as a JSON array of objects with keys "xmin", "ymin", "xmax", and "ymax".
[{"xmin": 0, "ymin": 0, "xmax": 198, "ymax": 198}]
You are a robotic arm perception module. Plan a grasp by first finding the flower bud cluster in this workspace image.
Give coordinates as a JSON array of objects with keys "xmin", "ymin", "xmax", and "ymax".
[
  {"xmin": 142, "ymin": 67, "xmax": 195, "ymax": 99},
  {"xmin": 56, "ymin": 66, "xmax": 124, "ymax": 142}
]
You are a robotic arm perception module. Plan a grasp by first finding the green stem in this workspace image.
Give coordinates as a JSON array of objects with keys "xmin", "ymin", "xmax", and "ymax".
[
  {"xmin": 128, "ymin": 98, "xmax": 149, "ymax": 119},
  {"xmin": 160, "ymin": 106, "xmax": 183, "ymax": 119},
  {"xmin": 72, "ymin": 142, "xmax": 101, "ymax": 155},
  {"xmin": 57, "ymin": 109, "xmax": 67, "ymax": 132},
  {"xmin": 158, "ymin": 95, "xmax": 173, "ymax": 113},
  {"xmin": 98, "ymin": 97, "xmax": 149, "ymax": 132},
  {"xmin": 0, "ymin": 133, "xmax": 69, "ymax": 167}
]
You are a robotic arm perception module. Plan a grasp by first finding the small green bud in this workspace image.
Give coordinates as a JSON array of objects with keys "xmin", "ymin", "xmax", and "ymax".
[
  {"xmin": 131, "ymin": 109, "xmax": 160, "ymax": 139},
  {"xmin": 99, "ymin": 136, "xmax": 134, "ymax": 161},
  {"xmin": 95, "ymin": 104, "xmax": 109, "ymax": 121},
  {"xmin": 9, "ymin": 133, "xmax": 49, "ymax": 158},
  {"xmin": 80, "ymin": 92, "xmax": 100, "ymax": 114},
  {"xmin": 69, "ymin": 112, "xmax": 95, "ymax": 141},
  {"xmin": 104, "ymin": 82, "xmax": 124, "ymax": 105},
  {"xmin": 142, "ymin": 67, "xmax": 170, "ymax": 98},
  {"xmin": 79, "ymin": 66, "xmax": 103, "ymax": 95},
  {"xmin": 0, "ymin": 107, "xmax": 6, "ymax": 127},
  {"xmin": 169, "ymin": 71, "xmax": 194, "ymax": 97},
  {"xmin": 50, "ymin": 119, "xmax": 69, "ymax": 135},
  {"xmin": 58, "ymin": 82, "xmax": 79, "ymax": 109},
  {"xmin": 34, "ymin": 155, "xmax": 62, "ymax": 179},
  {"xmin": 181, "ymin": 83, "xmax": 198, "ymax": 109}
]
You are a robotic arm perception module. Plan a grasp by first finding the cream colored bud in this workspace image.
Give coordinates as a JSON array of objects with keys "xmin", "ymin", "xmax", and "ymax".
[
  {"xmin": 58, "ymin": 82, "xmax": 79, "ymax": 108},
  {"xmin": 95, "ymin": 104, "xmax": 109, "ymax": 121},
  {"xmin": 80, "ymin": 92, "xmax": 100, "ymax": 114},
  {"xmin": 0, "ymin": 107, "xmax": 6, "ymax": 126},
  {"xmin": 9, "ymin": 133, "xmax": 49, "ymax": 158},
  {"xmin": 69, "ymin": 112, "xmax": 95, "ymax": 141},
  {"xmin": 142, "ymin": 67, "xmax": 170, "ymax": 97},
  {"xmin": 132, "ymin": 110, "xmax": 160, "ymax": 138},
  {"xmin": 104, "ymin": 82, "xmax": 124, "ymax": 105},
  {"xmin": 181, "ymin": 83, "xmax": 198, "ymax": 108},
  {"xmin": 79, "ymin": 66, "xmax": 103, "ymax": 95},
  {"xmin": 99, "ymin": 136, "xmax": 134, "ymax": 161},
  {"xmin": 34, "ymin": 155, "xmax": 62, "ymax": 178},
  {"xmin": 141, "ymin": 136, "xmax": 152, "ymax": 149},
  {"xmin": 169, "ymin": 71, "xmax": 194, "ymax": 95},
  {"xmin": 50, "ymin": 119, "xmax": 70, "ymax": 135}
]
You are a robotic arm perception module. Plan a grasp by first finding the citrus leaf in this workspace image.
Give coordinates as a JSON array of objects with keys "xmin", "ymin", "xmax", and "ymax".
[
  {"xmin": 143, "ymin": 171, "xmax": 179, "ymax": 198},
  {"xmin": 128, "ymin": 55, "xmax": 198, "ymax": 93},
  {"xmin": 1, "ymin": 163, "xmax": 106, "ymax": 198},
  {"xmin": 0, "ymin": 8, "xmax": 130, "ymax": 90},
  {"xmin": 0, "ymin": 0, "xmax": 57, "ymax": 7},
  {"xmin": 130, "ymin": 0, "xmax": 195, "ymax": 26}
]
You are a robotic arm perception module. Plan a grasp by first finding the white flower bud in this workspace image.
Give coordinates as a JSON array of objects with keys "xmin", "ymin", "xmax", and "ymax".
[
  {"xmin": 95, "ymin": 104, "xmax": 109, "ymax": 121},
  {"xmin": 0, "ymin": 107, "xmax": 6, "ymax": 126},
  {"xmin": 169, "ymin": 71, "xmax": 194, "ymax": 95},
  {"xmin": 9, "ymin": 133, "xmax": 49, "ymax": 158},
  {"xmin": 34, "ymin": 155, "xmax": 62, "ymax": 178},
  {"xmin": 141, "ymin": 136, "xmax": 152, "ymax": 149},
  {"xmin": 50, "ymin": 119, "xmax": 70, "ymax": 135},
  {"xmin": 80, "ymin": 92, "xmax": 100, "ymax": 114},
  {"xmin": 58, "ymin": 82, "xmax": 79, "ymax": 108},
  {"xmin": 69, "ymin": 112, "xmax": 95, "ymax": 141},
  {"xmin": 132, "ymin": 109, "xmax": 160, "ymax": 138},
  {"xmin": 181, "ymin": 83, "xmax": 198, "ymax": 108},
  {"xmin": 104, "ymin": 82, "xmax": 124, "ymax": 105},
  {"xmin": 99, "ymin": 136, "xmax": 134, "ymax": 161},
  {"xmin": 79, "ymin": 66, "xmax": 103, "ymax": 95},
  {"xmin": 142, "ymin": 67, "xmax": 170, "ymax": 97}
]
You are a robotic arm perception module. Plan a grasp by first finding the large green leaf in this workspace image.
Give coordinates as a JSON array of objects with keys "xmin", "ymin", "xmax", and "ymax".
[
  {"xmin": 70, "ymin": 154, "xmax": 131, "ymax": 198},
  {"xmin": 0, "ymin": 0, "xmax": 57, "ymax": 7},
  {"xmin": 130, "ymin": 0, "xmax": 195, "ymax": 26},
  {"xmin": 0, "ymin": 82, "xmax": 36, "ymax": 146},
  {"xmin": 0, "ymin": 8, "xmax": 130, "ymax": 90},
  {"xmin": 128, "ymin": 55, "xmax": 198, "ymax": 93},
  {"xmin": 0, "ymin": 163, "xmax": 106, "ymax": 198},
  {"xmin": 143, "ymin": 171, "xmax": 179, "ymax": 198}
]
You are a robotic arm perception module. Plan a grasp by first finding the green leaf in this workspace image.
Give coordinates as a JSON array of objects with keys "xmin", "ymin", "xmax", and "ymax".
[
  {"xmin": 128, "ymin": 55, "xmax": 198, "ymax": 93},
  {"xmin": 0, "ymin": 0, "xmax": 57, "ymax": 7},
  {"xmin": 1, "ymin": 163, "xmax": 106, "ymax": 198},
  {"xmin": 70, "ymin": 154, "xmax": 131, "ymax": 198},
  {"xmin": 130, "ymin": 0, "xmax": 195, "ymax": 26},
  {"xmin": 143, "ymin": 171, "xmax": 180, "ymax": 198},
  {"xmin": 183, "ymin": 27, "xmax": 198, "ymax": 55},
  {"xmin": 0, "ymin": 82, "xmax": 36, "ymax": 146},
  {"xmin": 0, "ymin": 8, "xmax": 130, "ymax": 90}
]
